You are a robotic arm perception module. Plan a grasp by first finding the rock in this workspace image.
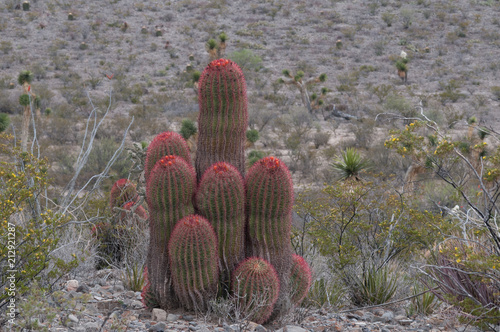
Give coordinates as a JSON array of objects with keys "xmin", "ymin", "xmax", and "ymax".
[
  {"xmin": 247, "ymin": 321, "xmax": 267, "ymax": 332},
  {"xmin": 66, "ymin": 280, "xmax": 79, "ymax": 291},
  {"xmin": 361, "ymin": 312, "xmax": 375, "ymax": 322},
  {"xmin": 183, "ymin": 314, "xmax": 195, "ymax": 321},
  {"xmin": 113, "ymin": 284, "xmax": 125, "ymax": 292},
  {"xmin": 152, "ymin": 308, "xmax": 167, "ymax": 321},
  {"xmin": 167, "ymin": 313, "xmax": 180, "ymax": 322},
  {"xmin": 347, "ymin": 313, "xmax": 362, "ymax": 320},
  {"xmin": 76, "ymin": 283, "xmax": 90, "ymax": 293},
  {"xmin": 130, "ymin": 300, "xmax": 144, "ymax": 309},
  {"xmin": 149, "ymin": 322, "xmax": 166, "ymax": 332},
  {"xmin": 68, "ymin": 314, "xmax": 79, "ymax": 323},
  {"xmin": 381, "ymin": 311, "xmax": 394, "ymax": 323},
  {"xmin": 83, "ymin": 322, "xmax": 100, "ymax": 332},
  {"xmin": 224, "ymin": 323, "xmax": 240, "ymax": 332},
  {"xmin": 398, "ymin": 319, "xmax": 413, "ymax": 326},
  {"xmin": 284, "ymin": 326, "xmax": 309, "ymax": 332}
]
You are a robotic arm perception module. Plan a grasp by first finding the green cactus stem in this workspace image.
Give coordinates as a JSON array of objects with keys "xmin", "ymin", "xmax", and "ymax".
[
  {"xmin": 290, "ymin": 254, "xmax": 312, "ymax": 305},
  {"xmin": 195, "ymin": 162, "xmax": 245, "ymax": 291},
  {"xmin": 195, "ymin": 59, "xmax": 248, "ymax": 181},
  {"xmin": 146, "ymin": 155, "xmax": 196, "ymax": 309},
  {"xmin": 232, "ymin": 257, "xmax": 280, "ymax": 325},
  {"xmin": 168, "ymin": 215, "xmax": 219, "ymax": 311},
  {"xmin": 144, "ymin": 131, "xmax": 192, "ymax": 183}
]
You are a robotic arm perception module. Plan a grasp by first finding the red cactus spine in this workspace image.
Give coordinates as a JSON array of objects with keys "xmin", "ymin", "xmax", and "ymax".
[
  {"xmin": 245, "ymin": 156, "xmax": 294, "ymax": 316},
  {"xmin": 231, "ymin": 257, "xmax": 280, "ymax": 325},
  {"xmin": 195, "ymin": 59, "xmax": 248, "ymax": 181},
  {"xmin": 110, "ymin": 179, "xmax": 138, "ymax": 208},
  {"xmin": 144, "ymin": 131, "xmax": 192, "ymax": 183},
  {"xmin": 146, "ymin": 155, "xmax": 196, "ymax": 309},
  {"xmin": 168, "ymin": 215, "xmax": 219, "ymax": 311},
  {"xmin": 290, "ymin": 254, "xmax": 312, "ymax": 305},
  {"xmin": 195, "ymin": 162, "xmax": 245, "ymax": 290}
]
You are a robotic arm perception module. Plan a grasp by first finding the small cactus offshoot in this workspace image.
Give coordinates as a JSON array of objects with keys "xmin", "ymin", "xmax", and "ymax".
[
  {"xmin": 290, "ymin": 254, "xmax": 312, "ymax": 305},
  {"xmin": 232, "ymin": 257, "xmax": 280, "ymax": 324}
]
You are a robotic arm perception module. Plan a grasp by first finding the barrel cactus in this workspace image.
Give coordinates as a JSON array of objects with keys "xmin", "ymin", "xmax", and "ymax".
[
  {"xmin": 290, "ymin": 254, "xmax": 312, "ymax": 305},
  {"xmin": 168, "ymin": 215, "xmax": 219, "ymax": 311},
  {"xmin": 245, "ymin": 156, "xmax": 294, "ymax": 316},
  {"xmin": 232, "ymin": 257, "xmax": 280, "ymax": 324},
  {"xmin": 195, "ymin": 162, "xmax": 245, "ymax": 291},
  {"xmin": 195, "ymin": 59, "xmax": 248, "ymax": 180},
  {"xmin": 146, "ymin": 155, "xmax": 196, "ymax": 309},
  {"xmin": 144, "ymin": 131, "xmax": 192, "ymax": 183}
]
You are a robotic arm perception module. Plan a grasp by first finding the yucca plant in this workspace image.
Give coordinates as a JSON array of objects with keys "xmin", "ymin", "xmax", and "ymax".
[
  {"xmin": 330, "ymin": 147, "xmax": 372, "ymax": 181},
  {"xmin": 407, "ymin": 281, "xmax": 439, "ymax": 316},
  {"xmin": 350, "ymin": 266, "xmax": 398, "ymax": 306}
]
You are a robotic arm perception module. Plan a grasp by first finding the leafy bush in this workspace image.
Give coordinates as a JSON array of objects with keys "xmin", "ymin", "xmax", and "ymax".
[
  {"xmin": 228, "ymin": 49, "xmax": 263, "ymax": 74},
  {"xmin": 0, "ymin": 134, "xmax": 79, "ymax": 326},
  {"xmin": 295, "ymin": 177, "xmax": 447, "ymax": 304},
  {"xmin": 180, "ymin": 118, "xmax": 197, "ymax": 140},
  {"xmin": 0, "ymin": 113, "xmax": 9, "ymax": 132},
  {"xmin": 246, "ymin": 129, "xmax": 259, "ymax": 143},
  {"xmin": 247, "ymin": 150, "xmax": 265, "ymax": 167}
]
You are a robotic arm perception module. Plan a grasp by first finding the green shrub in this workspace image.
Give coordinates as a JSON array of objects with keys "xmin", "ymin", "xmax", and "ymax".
[
  {"xmin": 0, "ymin": 134, "xmax": 79, "ymax": 325},
  {"xmin": 246, "ymin": 129, "xmax": 259, "ymax": 143},
  {"xmin": 17, "ymin": 70, "xmax": 33, "ymax": 85},
  {"xmin": 0, "ymin": 113, "xmax": 9, "ymax": 132},
  {"xmin": 179, "ymin": 119, "xmax": 197, "ymax": 140},
  {"xmin": 19, "ymin": 94, "xmax": 30, "ymax": 106},
  {"xmin": 228, "ymin": 49, "xmax": 263, "ymax": 74},
  {"xmin": 350, "ymin": 266, "xmax": 398, "ymax": 306},
  {"xmin": 381, "ymin": 12, "xmax": 395, "ymax": 26},
  {"xmin": 247, "ymin": 150, "xmax": 265, "ymax": 166}
]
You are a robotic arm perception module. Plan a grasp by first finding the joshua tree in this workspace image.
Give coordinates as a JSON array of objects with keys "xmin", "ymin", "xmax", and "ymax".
[{"xmin": 279, "ymin": 69, "xmax": 327, "ymax": 116}]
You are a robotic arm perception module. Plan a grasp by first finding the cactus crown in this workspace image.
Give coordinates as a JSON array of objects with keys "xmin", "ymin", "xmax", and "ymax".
[{"xmin": 259, "ymin": 156, "xmax": 281, "ymax": 171}]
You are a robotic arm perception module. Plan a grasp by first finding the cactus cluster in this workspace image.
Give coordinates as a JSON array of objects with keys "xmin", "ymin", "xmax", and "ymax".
[{"xmin": 141, "ymin": 59, "xmax": 311, "ymax": 323}]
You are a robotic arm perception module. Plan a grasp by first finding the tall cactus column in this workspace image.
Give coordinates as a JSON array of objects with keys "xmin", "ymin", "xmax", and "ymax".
[
  {"xmin": 195, "ymin": 59, "xmax": 248, "ymax": 181},
  {"xmin": 146, "ymin": 155, "xmax": 196, "ymax": 309},
  {"xmin": 195, "ymin": 162, "xmax": 245, "ymax": 292},
  {"xmin": 245, "ymin": 156, "xmax": 294, "ymax": 317}
]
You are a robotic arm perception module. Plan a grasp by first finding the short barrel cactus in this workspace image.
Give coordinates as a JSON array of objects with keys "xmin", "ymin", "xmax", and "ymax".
[
  {"xmin": 290, "ymin": 254, "xmax": 312, "ymax": 305},
  {"xmin": 232, "ymin": 257, "xmax": 280, "ymax": 324}
]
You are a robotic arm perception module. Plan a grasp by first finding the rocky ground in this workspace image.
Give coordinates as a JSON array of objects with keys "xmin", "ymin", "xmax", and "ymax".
[{"xmin": 24, "ymin": 269, "xmax": 484, "ymax": 332}]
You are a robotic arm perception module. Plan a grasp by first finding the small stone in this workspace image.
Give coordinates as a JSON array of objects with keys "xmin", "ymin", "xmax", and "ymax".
[
  {"xmin": 76, "ymin": 283, "xmax": 90, "ymax": 293},
  {"xmin": 68, "ymin": 314, "xmax": 79, "ymax": 323},
  {"xmin": 66, "ymin": 280, "xmax": 79, "ymax": 291},
  {"xmin": 361, "ymin": 312, "xmax": 375, "ymax": 322},
  {"xmin": 183, "ymin": 314, "xmax": 195, "ymax": 321},
  {"xmin": 152, "ymin": 308, "xmax": 167, "ymax": 321},
  {"xmin": 398, "ymin": 319, "xmax": 413, "ymax": 326},
  {"xmin": 131, "ymin": 300, "xmax": 144, "ymax": 309},
  {"xmin": 167, "ymin": 313, "xmax": 179, "ymax": 322},
  {"xmin": 149, "ymin": 322, "xmax": 166, "ymax": 332},
  {"xmin": 347, "ymin": 313, "xmax": 361, "ymax": 320},
  {"xmin": 84, "ymin": 322, "xmax": 100, "ymax": 332},
  {"xmin": 124, "ymin": 290, "xmax": 136, "ymax": 298},
  {"xmin": 283, "ymin": 326, "xmax": 308, "ymax": 332},
  {"xmin": 381, "ymin": 311, "xmax": 394, "ymax": 323},
  {"xmin": 113, "ymin": 284, "xmax": 125, "ymax": 292}
]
